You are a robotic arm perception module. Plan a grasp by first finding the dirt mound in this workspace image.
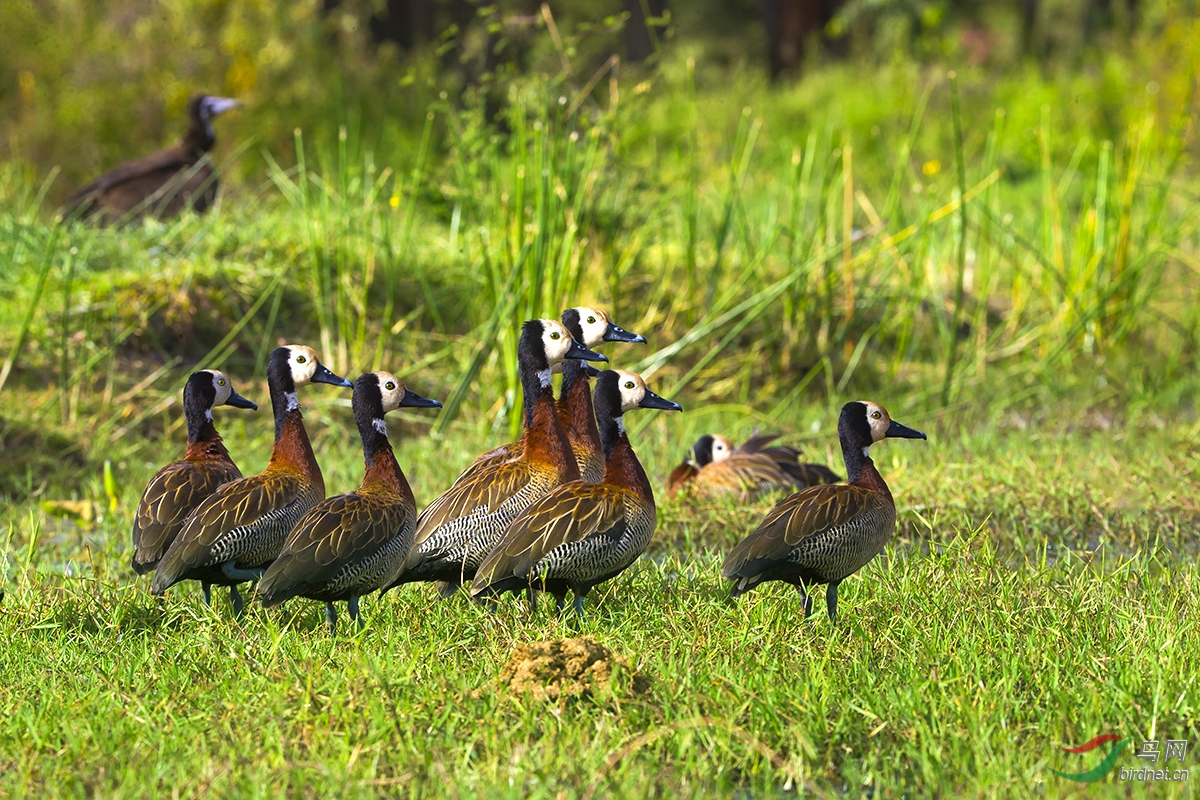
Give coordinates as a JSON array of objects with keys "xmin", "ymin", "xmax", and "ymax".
[{"xmin": 495, "ymin": 637, "xmax": 650, "ymax": 702}]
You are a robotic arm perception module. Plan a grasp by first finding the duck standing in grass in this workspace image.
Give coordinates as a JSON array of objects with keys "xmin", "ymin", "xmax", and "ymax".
[
  {"xmin": 63, "ymin": 94, "xmax": 242, "ymax": 224},
  {"xmin": 256, "ymin": 372, "xmax": 440, "ymax": 632},
  {"xmin": 471, "ymin": 370, "xmax": 681, "ymax": 619},
  {"xmin": 722, "ymin": 401, "xmax": 926, "ymax": 621},
  {"xmin": 462, "ymin": 307, "xmax": 645, "ymax": 483},
  {"xmin": 667, "ymin": 431, "xmax": 840, "ymax": 500},
  {"xmin": 386, "ymin": 319, "xmax": 607, "ymax": 595},
  {"xmin": 130, "ymin": 370, "xmax": 257, "ymax": 600},
  {"xmin": 151, "ymin": 345, "xmax": 352, "ymax": 613}
]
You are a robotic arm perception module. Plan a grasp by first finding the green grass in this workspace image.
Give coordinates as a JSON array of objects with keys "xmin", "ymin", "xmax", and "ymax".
[
  {"xmin": 1, "ymin": 407, "xmax": 1198, "ymax": 797},
  {"xmin": 2, "ymin": 21, "xmax": 1200, "ymax": 797}
]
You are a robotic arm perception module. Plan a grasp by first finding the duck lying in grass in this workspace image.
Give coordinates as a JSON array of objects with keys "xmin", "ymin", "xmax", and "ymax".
[{"xmin": 667, "ymin": 430, "xmax": 840, "ymax": 500}]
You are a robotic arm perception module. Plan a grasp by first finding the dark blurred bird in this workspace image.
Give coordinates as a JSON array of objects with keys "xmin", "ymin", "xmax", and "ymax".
[
  {"xmin": 722, "ymin": 401, "xmax": 926, "ymax": 621},
  {"xmin": 151, "ymin": 345, "xmax": 352, "ymax": 614},
  {"xmin": 130, "ymin": 370, "xmax": 257, "ymax": 599},
  {"xmin": 258, "ymin": 372, "xmax": 441, "ymax": 633},
  {"xmin": 471, "ymin": 370, "xmax": 681, "ymax": 619},
  {"xmin": 63, "ymin": 94, "xmax": 241, "ymax": 224},
  {"xmin": 666, "ymin": 431, "xmax": 840, "ymax": 500}
]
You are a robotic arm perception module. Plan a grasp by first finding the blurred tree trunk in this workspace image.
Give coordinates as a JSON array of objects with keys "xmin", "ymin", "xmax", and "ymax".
[
  {"xmin": 368, "ymin": 0, "xmax": 435, "ymax": 50},
  {"xmin": 625, "ymin": 0, "xmax": 668, "ymax": 64},
  {"xmin": 760, "ymin": 0, "xmax": 840, "ymax": 80}
]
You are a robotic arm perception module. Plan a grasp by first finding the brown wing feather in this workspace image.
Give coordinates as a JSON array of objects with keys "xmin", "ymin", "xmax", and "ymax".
[
  {"xmin": 665, "ymin": 461, "xmax": 700, "ymax": 498},
  {"xmin": 131, "ymin": 459, "xmax": 242, "ymax": 571},
  {"xmin": 258, "ymin": 491, "xmax": 414, "ymax": 606},
  {"xmin": 65, "ymin": 147, "xmax": 195, "ymax": 212},
  {"xmin": 164, "ymin": 468, "xmax": 303, "ymax": 563},
  {"xmin": 473, "ymin": 483, "xmax": 627, "ymax": 588},
  {"xmin": 721, "ymin": 484, "xmax": 879, "ymax": 579},
  {"xmin": 699, "ymin": 453, "xmax": 796, "ymax": 495},
  {"xmin": 411, "ymin": 458, "xmax": 546, "ymax": 546},
  {"xmin": 453, "ymin": 439, "xmax": 522, "ymax": 482}
]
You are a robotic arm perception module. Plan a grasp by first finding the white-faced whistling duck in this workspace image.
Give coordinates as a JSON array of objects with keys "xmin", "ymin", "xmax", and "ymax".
[
  {"xmin": 385, "ymin": 319, "xmax": 607, "ymax": 596},
  {"xmin": 130, "ymin": 370, "xmax": 257, "ymax": 594},
  {"xmin": 257, "ymin": 372, "xmax": 441, "ymax": 633},
  {"xmin": 462, "ymin": 307, "xmax": 645, "ymax": 483},
  {"xmin": 151, "ymin": 345, "xmax": 352, "ymax": 614},
  {"xmin": 666, "ymin": 431, "xmax": 841, "ymax": 500},
  {"xmin": 472, "ymin": 370, "xmax": 681, "ymax": 619},
  {"xmin": 63, "ymin": 94, "xmax": 241, "ymax": 224},
  {"xmin": 721, "ymin": 401, "xmax": 925, "ymax": 621}
]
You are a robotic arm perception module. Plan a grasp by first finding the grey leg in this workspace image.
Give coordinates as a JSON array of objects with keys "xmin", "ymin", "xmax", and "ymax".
[
  {"xmin": 201, "ymin": 582, "xmax": 212, "ymax": 607},
  {"xmin": 527, "ymin": 586, "xmax": 539, "ymax": 619},
  {"xmin": 826, "ymin": 581, "xmax": 839, "ymax": 622},
  {"xmin": 554, "ymin": 594, "xmax": 566, "ymax": 615},
  {"xmin": 572, "ymin": 593, "xmax": 586, "ymax": 629},
  {"xmin": 795, "ymin": 584, "xmax": 813, "ymax": 618},
  {"xmin": 230, "ymin": 585, "xmax": 244, "ymax": 617},
  {"xmin": 325, "ymin": 602, "xmax": 338, "ymax": 634},
  {"xmin": 348, "ymin": 596, "xmax": 362, "ymax": 630},
  {"xmin": 221, "ymin": 562, "xmax": 265, "ymax": 582}
]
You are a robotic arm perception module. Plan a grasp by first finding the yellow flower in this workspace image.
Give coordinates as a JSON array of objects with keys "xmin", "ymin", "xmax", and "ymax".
[
  {"xmin": 922, "ymin": 160, "xmax": 941, "ymax": 176},
  {"xmin": 388, "ymin": 195, "xmax": 400, "ymax": 209}
]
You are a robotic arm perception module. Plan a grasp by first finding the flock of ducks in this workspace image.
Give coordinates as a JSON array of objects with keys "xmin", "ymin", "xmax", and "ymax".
[
  {"xmin": 133, "ymin": 306, "xmax": 926, "ymax": 632},
  {"xmin": 85, "ymin": 96, "xmax": 930, "ymax": 631}
]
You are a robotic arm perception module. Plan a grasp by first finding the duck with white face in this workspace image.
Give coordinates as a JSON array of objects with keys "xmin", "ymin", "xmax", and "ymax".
[
  {"xmin": 130, "ymin": 369, "xmax": 257, "ymax": 583},
  {"xmin": 258, "ymin": 371, "xmax": 441, "ymax": 633},
  {"xmin": 465, "ymin": 306, "xmax": 647, "ymax": 484},
  {"xmin": 667, "ymin": 429, "xmax": 841, "ymax": 500},
  {"xmin": 722, "ymin": 400, "xmax": 926, "ymax": 622},
  {"xmin": 151, "ymin": 344, "xmax": 353, "ymax": 614},
  {"xmin": 387, "ymin": 318, "xmax": 609, "ymax": 595},
  {"xmin": 472, "ymin": 369, "xmax": 682, "ymax": 620}
]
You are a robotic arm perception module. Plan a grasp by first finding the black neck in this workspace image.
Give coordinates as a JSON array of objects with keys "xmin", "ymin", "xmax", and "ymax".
[
  {"xmin": 266, "ymin": 351, "xmax": 298, "ymax": 442},
  {"xmin": 841, "ymin": 439, "xmax": 871, "ymax": 484},
  {"xmin": 520, "ymin": 358, "xmax": 551, "ymax": 429},
  {"xmin": 183, "ymin": 390, "xmax": 218, "ymax": 443},
  {"xmin": 352, "ymin": 380, "xmax": 393, "ymax": 468},
  {"xmin": 594, "ymin": 387, "xmax": 624, "ymax": 458},
  {"xmin": 560, "ymin": 360, "xmax": 585, "ymax": 396}
]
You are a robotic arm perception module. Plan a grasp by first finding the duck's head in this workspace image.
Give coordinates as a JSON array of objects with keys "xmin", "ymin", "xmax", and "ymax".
[
  {"xmin": 188, "ymin": 94, "xmax": 241, "ymax": 142},
  {"xmin": 691, "ymin": 433, "xmax": 734, "ymax": 466},
  {"xmin": 353, "ymin": 371, "xmax": 441, "ymax": 437},
  {"xmin": 191, "ymin": 369, "xmax": 257, "ymax": 411},
  {"xmin": 269, "ymin": 345, "xmax": 353, "ymax": 394},
  {"xmin": 840, "ymin": 400, "xmax": 927, "ymax": 455},
  {"xmin": 561, "ymin": 306, "xmax": 646, "ymax": 349},
  {"xmin": 520, "ymin": 319, "xmax": 608, "ymax": 375},
  {"xmin": 596, "ymin": 369, "xmax": 682, "ymax": 419}
]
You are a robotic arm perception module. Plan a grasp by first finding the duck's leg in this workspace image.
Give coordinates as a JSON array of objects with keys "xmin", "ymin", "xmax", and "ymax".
[
  {"xmin": 201, "ymin": 582, "xmax": 212, "ymax": 607},
  {"xmin": 221, "ymin": 562, "xmax": 265, "ymax": 582},
  {"xmin": 825, "ymin": 581, "xmax": 840, "ymax": 622},
  {"xmin": 527, "ymin": 586, "xmax": 539, "ymax": 619},
  {"xmin": 554, "ymin": 594, "xmax": 566, "ymax": 615},
  {"xmin": 348, "ymin": 596, "xmax": 362, "ymax": 630},
  {"xmin": 230, "ymin": 585, "xmax": 244, "ymax": 617},
  {"xmin": 571, "ymin": 592, "xmax": 587, "ymax": 629},
  {"xmin": 325, "ymin": 602, "xmax": 338, "ymax": 634},
  {"xmin": 794, "ymin": 584, "xmax": 813, "ymax": 618}
]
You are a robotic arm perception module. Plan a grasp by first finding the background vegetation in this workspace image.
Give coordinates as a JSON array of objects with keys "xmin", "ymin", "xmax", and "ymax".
[{"xmin": 1, "ymin": 0, "xmax": 1198, "ymax": 796}]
